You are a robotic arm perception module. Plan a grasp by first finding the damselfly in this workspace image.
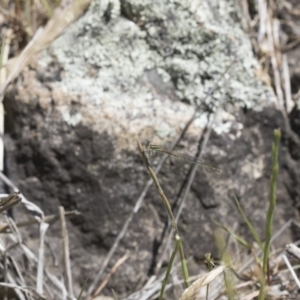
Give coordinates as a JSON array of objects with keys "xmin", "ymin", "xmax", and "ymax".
[{"xmin": 144, "ymin": 143, "xmax": 221, "ymax": 173}]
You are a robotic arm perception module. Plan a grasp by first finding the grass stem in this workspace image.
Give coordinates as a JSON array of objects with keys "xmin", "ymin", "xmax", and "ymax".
[
  {"xmin": 258, "ymin": 129, "xmax": 281, "ymax": 300},
  {"xmin": 159, "ymin": 235, "xmax": 180, "ymax": 300},
  {"xmin": 137, "ymin": 141, "xmax": 190, "ymax": 292}
]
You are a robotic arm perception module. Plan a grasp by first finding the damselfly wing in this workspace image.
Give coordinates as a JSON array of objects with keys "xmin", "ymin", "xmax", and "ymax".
[{"xmin": 144, "ymin": 143, "xmax": 221, "ymax": 174}]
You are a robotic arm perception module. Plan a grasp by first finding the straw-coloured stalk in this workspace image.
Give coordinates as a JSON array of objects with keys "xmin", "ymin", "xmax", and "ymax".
[
  {"xmin": 40, "ymin": 0, "xmax": 54, "ymax": 17},
  {"xmin": 137, "ymin": 140, "xmax": 190, "ymax": 289},
  {"xmin": 0, "ymin": 29, "xmax": 12, "ymax": 172},
  {"xmin": 285, "ymin": 243, "xmax": 300, "ymax": 261},
  {"xmin": 179, "ymin": 265, "xmax": 225, "ymax": 300},
  {"xmin": 0, "ymin": 193, "xmax": 22, "ymax": 213},
  {"xmin": 215, "ymin": 229, "xmax": 237, "ymax": 300},
  {"xmin": 259, "ymin": 129, "xmax": 281, "ymax": 300},
  {"xmin": 91, "ymin": 253, "xmax": 128, "ymax": 298},
  {"xmin": 36, "ymin": 221, "xmax": 49, "ymax": 295},
  {"xmin": 59, "ymin": 206, "xmax": 74, "ymax": 299},
  {"xmin": 0, "ymin": 172, "xmax": 73, "ymax": 299},
  {"xmin": 204, "ymin": 253, "xmax": 214, "ymax": 300},
  {"xmin": 282, "ymin": 253, "xmax": 300, "ymax": 289}
]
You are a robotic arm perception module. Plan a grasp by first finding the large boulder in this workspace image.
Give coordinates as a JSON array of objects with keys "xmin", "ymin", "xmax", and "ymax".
[{"xmin": 3, "ymin": 0, "xmax": 300, "ymax": 296}]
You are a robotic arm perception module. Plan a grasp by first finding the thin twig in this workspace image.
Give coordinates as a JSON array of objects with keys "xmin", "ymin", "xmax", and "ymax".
[
  {"xmin": 282, "ymin": 254, "xmax": 300, "ymax": 289},
  {"xmin": 0, "ymin": 29, "xmax": 12, "ymax": 172},
  {"xmin": 91, "ymin": 253, "xmax": 129, "ymax": 299},
  {"xmin": 36, "ymin": 221, "xmax": 49, "ymax": 296},
  {"xmin": 282, "ymin": 54, "xmax": 293, "ymax": 113},
  {"xmin": 0, "ymin": 210, "xmax": 80, "ymax": 233},
  {"xmin": 3, "ymin": 251, "xmax": 8, "ymax": 300}
]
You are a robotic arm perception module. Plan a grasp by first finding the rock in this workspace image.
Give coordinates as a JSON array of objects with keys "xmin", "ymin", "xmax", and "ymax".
[{"xmin": 2, "ymin": 0, "xmax": 300, "ymax": 297}]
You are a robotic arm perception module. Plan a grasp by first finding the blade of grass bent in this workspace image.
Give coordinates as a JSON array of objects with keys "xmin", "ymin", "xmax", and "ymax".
[
  {"xmin": 77, "ymin": 277, "xmax": 89, "ymax": 300},
  {"xmin": 233, "ymin": 195, "xmax": 263, "ymax": 250},
  {"xmin": 112, "ymin": 289, "xmax": 119, "ymax": 300},
  {"xmin": 213, "ymin": 220, "xmax": 252, "ymax": 250},
  {"xmin": 215, "ymin": 231, "xmax": 237, "ymax": 300},
  {"xmin": 137, "ymin": 140, "xmax": 190, "ymax": 288},
  {"xmin": 205, "ymin": 253, "xmax": 214, "ymax": 300}
]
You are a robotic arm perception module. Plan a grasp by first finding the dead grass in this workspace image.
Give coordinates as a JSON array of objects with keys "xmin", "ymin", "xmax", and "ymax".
[
  {"xmin": 0, "ymin": 180, "xmax": 79, "ymax": 299},
  {"xmin": 238, "ymin": 0, "xmax": 297, "ymax": 114}
]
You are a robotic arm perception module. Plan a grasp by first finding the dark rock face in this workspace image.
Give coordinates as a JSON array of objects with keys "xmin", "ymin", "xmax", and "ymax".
[{"xmin": 3, "ymin": 82, "xmax": 300, "ymax": 295}]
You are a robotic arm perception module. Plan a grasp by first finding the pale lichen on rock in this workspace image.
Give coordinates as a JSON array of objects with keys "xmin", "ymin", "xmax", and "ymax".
[{"xmin": 38, "ymin": 0, "xmax": 275, "ymax": 143}]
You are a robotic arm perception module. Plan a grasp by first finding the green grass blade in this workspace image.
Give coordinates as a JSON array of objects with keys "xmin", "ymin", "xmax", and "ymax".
[
  {"xmin": 205, "ymin": 253, "xmax": 214, "ymax": 300},
  {"xmin": 112, "ymin": 289, "xmax": 119, "ymax": 300},
  {"xmin": 215, "ymin": 230, "xmax": 237, "ymax": 300},
  {"xmin": 233, "ymin": 195, "xmax": 263, "ymax": 250},
  {"xmin": 213, "ymin": 220, "xmax": 252, "ymax": 250},
  {"xmin": 40, "ymin": 0, "xmax": 54, "ymax": 17},
  {"xmin": 178, "ymin": 238, "xmax": 190, "ymax": 288},
  {"xmin": 259, "ymin": 129, "xmax": 281, "ymax": 300},
  {"xmin": 159, "ymin": 236, "xmax": 180, "ymax": 300},
  {"xmin": 77, "ymin": 277, "xmax": 89, "ymax": 300},
  {"xmin": 25, "ymin": 0, "xmax": 32, "ymax": 36},
  {"xmin": 137, "ymin": 141, "xmax": 190, "ymax": 288},
  {"xmin": 223, "ymin": 268, "xmax": 237, "ymax": 300}
]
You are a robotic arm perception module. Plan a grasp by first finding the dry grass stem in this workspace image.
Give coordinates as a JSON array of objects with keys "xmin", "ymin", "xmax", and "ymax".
[
  {"xmin": 0, "ymin": 193, "xmax": 21, "ymax": 213},
  {"xmin": 91, "ymin": 253, "xmax": 129, "ymax": 299},
  {"xmin": 0, "ymin": 209, "xmax": 79, "ymax": 233},
  {"xmin": 179, "ymin": 265, "xmax": 225, "ymax": 300},
  {"xmin": 282, "ymin": 254, "xmax": 300, "ymax": 289},
  {"xmin": 59, "ymin": 206, "xmax": 74, "ymax": 299},
  {"xmin": 36, "ymin": 221, "xmax": 49, "ymax": 295},
  {"xmin": 0, "ymin": 29, "xmax": 12, "ymax": 172},
  {"xmin": 282, "ymin": 54, "xmax": 293, "ymax": 112},
  {"xmin": 285, "ymin": 243, "xmax": 300, "ymax": 261},
  {"xmin": 0, "ymin": 0, "xmax": 92, "ymax": 97}
]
